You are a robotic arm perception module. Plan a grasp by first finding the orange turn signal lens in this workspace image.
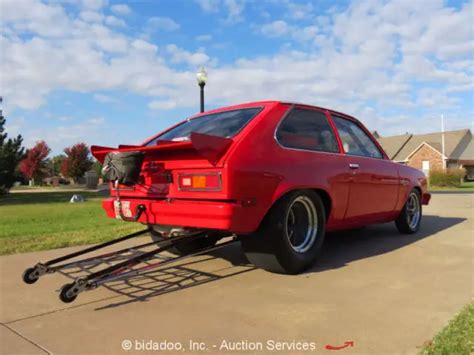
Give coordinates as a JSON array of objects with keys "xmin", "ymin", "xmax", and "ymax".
[
  {"xmin": 192, "ymin": 175, "xmax": 206, "ymax": 188},
  {"xmin": 178, "ymin": 173, "xmax": 221, "ymax": 191}
]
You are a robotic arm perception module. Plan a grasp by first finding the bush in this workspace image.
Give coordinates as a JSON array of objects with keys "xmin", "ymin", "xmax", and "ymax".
[{"xmin": 429, "ymin": 168, "xmax": 465, "ymax": 187}]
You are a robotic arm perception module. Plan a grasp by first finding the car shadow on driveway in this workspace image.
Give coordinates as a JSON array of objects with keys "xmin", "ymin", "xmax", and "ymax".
[
  {"xmin": 307, "ymin": 215, "xmax": 466, "ymax": 273},
  {"xmin": 57, "ymin": 242, "xmax": 256, "ymax": 310},
  {"xmin": 57, "ymin": 215, "xmax": 463, "ymax": 309}
]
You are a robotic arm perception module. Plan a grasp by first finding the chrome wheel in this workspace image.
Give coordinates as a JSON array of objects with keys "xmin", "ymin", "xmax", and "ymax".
[
  {"xmin": 285, "ymin": 196, "xmax": 318, "ymax": 253},
  {"xmin": 406, "ymin": 192, "xmax": 421, "ymax": 230}
]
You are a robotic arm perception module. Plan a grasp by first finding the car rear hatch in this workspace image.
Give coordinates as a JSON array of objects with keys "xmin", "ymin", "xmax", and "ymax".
[{"xmin": 92, "ymin": 132, "xmax": 233, "ymax": 199}]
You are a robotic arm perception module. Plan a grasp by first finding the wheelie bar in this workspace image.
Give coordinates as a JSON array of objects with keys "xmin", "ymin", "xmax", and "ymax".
[
  {"xmin": 22, "ymin": 228, "xmax": 237, "ymax": 303},
  {"xmin": 22, "ymin": 228, "xmax": 151, "ymax": 284},
  {"xmin": 59, "ymin": 238, "xmax": 236, "ymax": 303}
]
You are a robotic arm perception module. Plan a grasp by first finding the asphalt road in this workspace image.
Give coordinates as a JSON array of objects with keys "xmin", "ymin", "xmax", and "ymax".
[{"xmin": 1, "ymin": 193, "xmax": 472, "ymax": 355}]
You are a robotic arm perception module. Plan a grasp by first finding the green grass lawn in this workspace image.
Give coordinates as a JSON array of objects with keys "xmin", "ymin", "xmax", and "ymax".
[
  {"xmin": 10, "ymin": 184, "xmax": 97, "ymax": 191},
  {"xmin": 0, "ymin": 191, "xmax": 143, "ymax": 255},
  {"xmin": 429, "ymin": 181, "xmax": 474, "ymax": 192},
  {"xmin": 421, "ymin": 302, "xmax": 474, "ymax": 355}
]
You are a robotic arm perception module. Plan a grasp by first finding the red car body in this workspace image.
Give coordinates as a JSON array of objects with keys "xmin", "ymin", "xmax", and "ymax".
[
  {"xmin": 20, "ymin": 101, "xmax": 433, "ymax": 295},
  {"xmin": 92, "ymin": 101, "xmax": 430, "ymax": 234}
]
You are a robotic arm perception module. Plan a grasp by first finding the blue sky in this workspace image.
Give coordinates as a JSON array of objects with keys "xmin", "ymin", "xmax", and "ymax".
[{"xmin": 1, "ymin": 0, "xmax": 473, "ymax": 154}]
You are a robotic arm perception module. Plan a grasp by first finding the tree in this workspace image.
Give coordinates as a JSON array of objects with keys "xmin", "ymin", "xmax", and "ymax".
[
  {"xmin": 0, "ymin": 107, "xmax": 26, "ymax": 193},
  {"xmin": 19, "ymin": 141, "xmax": 51, "ymax": 184},
  {"xmin": 46, "ymin": 154, "xmax": 66, "ymax": 176},
  {"xmin": 92, "ymin": 159, "xmax": 103, "ymax": 178},
  {"xmin": 61, "ymin": 143, "xmax": 93, "ymax": 183}
]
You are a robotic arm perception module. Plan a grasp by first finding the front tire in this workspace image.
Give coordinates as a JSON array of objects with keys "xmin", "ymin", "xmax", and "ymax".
[
  {"xmin": 395, "ymin": 189, "xmax": 422, "ymax": 234},
  {"xmin": 241, "ymin": 190, "xmax": 326, "ymax": 274}
]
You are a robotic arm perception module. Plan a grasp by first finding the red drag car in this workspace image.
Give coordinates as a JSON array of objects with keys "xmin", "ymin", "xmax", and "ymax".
[{"xmin": 92, "ymin": 101, "xmax": 430, "ymax": 274}]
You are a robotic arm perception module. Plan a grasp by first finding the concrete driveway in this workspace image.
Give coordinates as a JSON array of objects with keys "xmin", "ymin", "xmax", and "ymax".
[{"xmin": 1, "ymin": 194, "xmax": 472, "ymax": 355}]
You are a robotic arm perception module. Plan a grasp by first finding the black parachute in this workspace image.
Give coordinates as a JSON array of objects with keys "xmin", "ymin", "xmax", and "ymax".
[{"xmin": 101, "ymin": 151, "xmax": 144, "ymax": 186}]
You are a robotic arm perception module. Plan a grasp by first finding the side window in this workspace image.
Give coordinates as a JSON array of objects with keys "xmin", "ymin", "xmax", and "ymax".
[
  {"xmin": 332, "ymin": 116, "xmax": 383, "ymax": 159},
  {"xmin": 276, "ymin": 108, "xmax": 339, "ymax": 153}
]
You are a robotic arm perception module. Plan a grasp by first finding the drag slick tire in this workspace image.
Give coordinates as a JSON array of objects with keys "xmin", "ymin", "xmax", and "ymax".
[
  {"xmin": 395, "ymin": 189, "xmax": 422, "ymax": 234},
  {"xmin": 241, "ymin": 190, "xmax": 326, "ymax": 274}
]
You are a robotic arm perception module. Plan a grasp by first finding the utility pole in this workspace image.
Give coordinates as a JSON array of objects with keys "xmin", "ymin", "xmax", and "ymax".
[{"xmin": 441, "ymin": 114, "xmax": 446, "ymax": 169}]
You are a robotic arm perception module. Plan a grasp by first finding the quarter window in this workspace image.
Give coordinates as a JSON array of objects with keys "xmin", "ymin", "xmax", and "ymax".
[
  {"xmin": 332, "ymin": 116, "xmax": 383, "ymax": 159},
  {"xmin": 276, "ymin": 108, "xmax": 339, "ymax": 153}
]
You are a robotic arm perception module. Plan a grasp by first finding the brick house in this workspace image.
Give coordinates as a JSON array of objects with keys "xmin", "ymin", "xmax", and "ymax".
[
  {"xmin": 377, "ymin": 129, "xmax": 474, "ymax": 179},
  {"xmin": 454, "ymin": 138, "xmax": 474, "ymax": 179}
]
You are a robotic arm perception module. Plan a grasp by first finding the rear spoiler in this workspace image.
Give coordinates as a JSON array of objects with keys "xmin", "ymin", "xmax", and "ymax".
[{"xmin": 91, "ymin": 132, "xmax": 233, "ymax": 166}]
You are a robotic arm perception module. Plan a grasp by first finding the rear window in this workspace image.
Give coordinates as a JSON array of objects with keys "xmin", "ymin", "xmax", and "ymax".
[{"xmin": 146, "ymin": 108, "xmax": 261, "ymax": 145}]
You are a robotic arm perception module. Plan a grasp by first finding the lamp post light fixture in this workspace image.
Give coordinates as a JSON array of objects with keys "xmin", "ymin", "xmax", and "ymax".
[{"xmin": 196, "ymin": 66, "xmax": 207, "ymax": 113}]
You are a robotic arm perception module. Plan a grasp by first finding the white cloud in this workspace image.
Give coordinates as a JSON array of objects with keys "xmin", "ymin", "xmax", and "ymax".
[
  {"xmin": 105, "ymin": 15, "xmax": 127, "ymax": 27},
  {"xmin": 194, "ymin": 0, "xmax": 220, "ymax": 12},
  {"xmin": 145, "ymin": 16, "xmax": 180, "ymax": 33},
  {"xmin": 80, "ymin": 10, "xmax": 104, "ymax": 23},
  {"xmin": 261, "ymin": 20, "xmax": 290, "ymax": 37},
  {"xmin": 93, "ymin": 94, "xmax": 117, "ymax": 103},
  {"xmin": 222, "ymin": 0, "xmax": 245, "ymax": 24},
  {"xmin": 400, "ymin": 1, "xmax": 473, "ymax": 60},
  {"xmin": 1, "ymin": 0, "xmax": 72, "ymax": 37},
  {"xmin": 131, "ymin": 39, "xmax": 158, "ymax": 53},
  {"xmin": 287, "ymin": 2, "xmax": 314, "ymax": 20},
  {"xmin": 110, "ymin": 4, "xmax": 131, "ymax": 15},
  {"xmin": 194, "ymin": 0, "xmax": 245, "ymax": 23},
  {"xmin": 148, "ymin": 99, "xmax": 177, "ymax": 110},
  {"xmin": 22, "ymin": 116, "xmax": 107, "ymax": 151},
  {"xmin": 80, "ymin": 0, "xmax": 108, "ymax": 11},
  {"xmin": 1, "ymin": 0, "xmax": 472, "ymax": 141},
  {"xmin": 416, "ymin": 88, "xmax": 460, "ymax": 108},
  {"xmin": 88, "ymin": 117, "xmax": 106, "ymax": 125},
  {"xmin": 3, "ymin": 116, "xmax": 25, "ymax": 137},
  {"xmin": 260, "ymin": 20, "xmax": 318, "ymax": 42},
  {"xmin": 166, "ymin": 44, "xmax": 210, "ymax": 66}
]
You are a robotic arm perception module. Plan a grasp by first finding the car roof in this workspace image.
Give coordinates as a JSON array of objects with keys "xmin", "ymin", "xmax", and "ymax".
[
  {"xmin": 193, "ymin": 100, "xmax": 384, "ymax": 155},
  {"xmin": 193, "ymin": 100, "xmax": 360, "ymax": 123}
]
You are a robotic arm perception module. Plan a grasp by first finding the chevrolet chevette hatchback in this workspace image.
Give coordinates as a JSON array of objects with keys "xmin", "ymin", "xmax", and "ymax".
[{"xmin": 92, "ymin": 101, "xmax": 430, "ymax": 274}]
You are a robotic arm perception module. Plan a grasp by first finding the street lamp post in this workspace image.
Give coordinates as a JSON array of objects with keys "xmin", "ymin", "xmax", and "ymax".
[{"xmin": 196, "ymin": 67, "xmax": 207, "ymax": 113}]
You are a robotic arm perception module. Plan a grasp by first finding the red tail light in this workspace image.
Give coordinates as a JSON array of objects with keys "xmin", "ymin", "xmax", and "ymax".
[{"xmin": 178, "ymin": 173, "xmax": 221, "ymax": 191}]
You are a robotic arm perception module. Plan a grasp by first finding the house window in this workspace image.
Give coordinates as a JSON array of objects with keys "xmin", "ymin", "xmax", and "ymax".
[{"xmin": 422, "ymin": 160, "xmax": 430, "ymax": 176}]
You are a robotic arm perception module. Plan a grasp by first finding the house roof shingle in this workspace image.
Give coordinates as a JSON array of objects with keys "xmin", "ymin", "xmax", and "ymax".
[
  {"xmin": 377, "ymin": 129, "xmax": 471, "ymax": 161},
  {"xmin": 454, "ymin": 137, "xmax": 474, "ymax": 161},
  {"xmin": 376, "ymin": 133, "xmax": 412, "ymax": 160}
]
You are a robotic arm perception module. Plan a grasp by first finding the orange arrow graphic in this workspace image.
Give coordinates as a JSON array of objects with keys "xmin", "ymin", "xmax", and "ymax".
[{"xmin": 325, "ymin": 341, "xmax": 354, "ymax": 350}]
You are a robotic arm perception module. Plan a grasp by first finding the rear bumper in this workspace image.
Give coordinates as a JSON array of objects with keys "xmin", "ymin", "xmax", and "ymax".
[
  {"xmin": 422, "ymin": 192, "xmax": 431, "ymax": 205},
  {"xmin": 102, "ymin": 198, "xmax": 253, "ymax": 233}
]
